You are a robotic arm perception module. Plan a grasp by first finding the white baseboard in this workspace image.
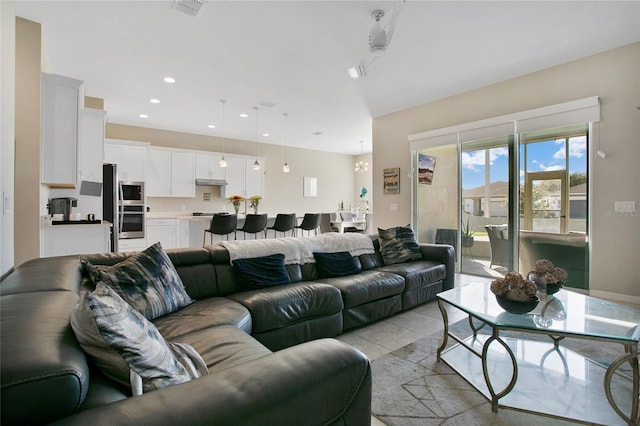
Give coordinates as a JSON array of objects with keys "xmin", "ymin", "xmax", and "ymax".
[{"xmin": 589, "ymin": 289, "xmax": 640, "ymax": 307}]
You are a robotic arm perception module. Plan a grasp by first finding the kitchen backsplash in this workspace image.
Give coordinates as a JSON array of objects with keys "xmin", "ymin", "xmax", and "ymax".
[{"xmin": 147, "ymin": 186, "xmax": 228, "ymax": 213}]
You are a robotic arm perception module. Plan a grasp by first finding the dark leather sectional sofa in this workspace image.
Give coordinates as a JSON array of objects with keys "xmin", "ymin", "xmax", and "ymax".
[{"xmin": 1, "ymin": 234, "xmax": 454, "ymax": 425}]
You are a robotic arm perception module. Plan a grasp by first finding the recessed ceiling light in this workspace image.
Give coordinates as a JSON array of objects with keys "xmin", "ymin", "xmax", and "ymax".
[
  {"xmin": 239, "ymin": 113, "xmax": 249, "ymax": 118},
  {"xmin": 207, "ymin": 124, "xmax": 216, "ymax": 129},
  {"xmin": 312, "ymin": 131, "xmax": 324, "ymax": 136},
  {"xmin": 163, "ymin": 77, "xmax": 176, "ymax": 83},
  {"xmin": 150, "ymin": 98, "xmax": 160, "ymax": 104},
  {"xmin": 139, "ymin": 114, "xmax": 149, "ymax": 118},
  {"xmin": 262, "ymin": 133, "xmax": 269, "ymax": 137}
]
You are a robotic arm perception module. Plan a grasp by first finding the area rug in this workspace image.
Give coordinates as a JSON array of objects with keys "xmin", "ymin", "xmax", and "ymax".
[{"xmin": 370, "ymin": 320, "xmax": 632, "ymax": 426}]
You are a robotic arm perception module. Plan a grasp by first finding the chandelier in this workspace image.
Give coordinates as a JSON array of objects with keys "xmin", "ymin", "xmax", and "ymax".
[{"xmin": 354, "ymin": 141, "xmax": 368, "ymax": 173}]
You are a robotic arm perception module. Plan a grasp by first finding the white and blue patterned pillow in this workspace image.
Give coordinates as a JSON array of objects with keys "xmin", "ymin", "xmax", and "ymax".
[
  {"xmin": 377, "ymin": 225, "xmax": 423, "ymax": 265},
  {"xmin": 71, "ymin": 282, "xmax": 208, "ymax": 394},
  {"xmin": 83, "ymin": 242, "xmax": 193, "ymax": 320}
]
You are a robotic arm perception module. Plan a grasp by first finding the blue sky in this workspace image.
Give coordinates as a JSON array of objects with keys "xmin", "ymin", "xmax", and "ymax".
[{"xmin": 461, "ymin": 136, "xmax": 587, "ymax": 189}]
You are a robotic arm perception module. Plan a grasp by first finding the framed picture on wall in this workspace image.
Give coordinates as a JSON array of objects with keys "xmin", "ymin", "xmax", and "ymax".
[
  {"xmin": 418, "ymin": 154, "xmax": 436, "ymax": 185},
  {"xmin": 303, "ymin": 176, "xmax": 318, "ymax": 197},
  {"xmin": 383, "ymin": 168, "xmax": 400, "ymax": 194}
]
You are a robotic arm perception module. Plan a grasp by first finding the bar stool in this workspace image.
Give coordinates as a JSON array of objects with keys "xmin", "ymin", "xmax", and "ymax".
[
  {"xmin": 236, "ymin": 214, "xmax": 268, "ymax": 239},
  {"xmin": 265, "ymin": 213, "xmax": 296, "ymax": 238},
  {"xmin": 295, "ymin": 213, "xmax": 321, "ymax": 237},
  {"xmin": 203, "ymin": 213, "xmax": 237, "ymax": 245}
]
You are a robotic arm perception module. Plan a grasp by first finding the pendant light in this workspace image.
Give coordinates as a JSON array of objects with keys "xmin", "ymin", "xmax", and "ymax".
[
  {"xmin": 252, "ymin": 106, "xmax": 260, "ymax": 170},
  {"xmin": 219, "ymin": 99, "xmax": 227, "ymax": 167},
  {"xmin": 354, "ymin": 141, "xmax": 369, "ymax": 173},
  {"xmin": 282, "ymin": 112, "xmax": 290, "ymax": 173}
]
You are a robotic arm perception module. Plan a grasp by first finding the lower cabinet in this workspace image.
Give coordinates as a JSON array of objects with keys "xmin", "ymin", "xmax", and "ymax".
[
  {"xmin": 146, "ymin": 218, "xmax": 191, "ymax": 249},
  {"xmin": 118, "ymin": 238, "xmax": 147, "ymax": 252},
  {"xmin": 41, "ymin": 223, "xmax": 111, "ymax": 257}
]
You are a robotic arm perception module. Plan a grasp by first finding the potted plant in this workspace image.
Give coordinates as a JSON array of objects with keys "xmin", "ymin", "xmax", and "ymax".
[
  {"xmin": 461, "ymin": 215, "xmax": 475, "ymax": 248},
  {"xmin": 227, "ymin": 195, "xmax": 245, "ymax": 215},
  {"xmin": 248, "ymin": 195, "xmax": 262, "ymax": 214}
]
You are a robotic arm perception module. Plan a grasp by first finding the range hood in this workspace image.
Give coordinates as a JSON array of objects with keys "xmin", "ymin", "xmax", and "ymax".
[{"xmin": 195, "ymin": 178, "xmax": 228, "ymax": 186}]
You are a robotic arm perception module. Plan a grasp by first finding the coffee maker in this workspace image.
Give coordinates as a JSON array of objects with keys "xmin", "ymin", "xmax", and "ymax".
[{"xmin": 47, "ymin": 197, "xmax": 78, "ymax": 221}]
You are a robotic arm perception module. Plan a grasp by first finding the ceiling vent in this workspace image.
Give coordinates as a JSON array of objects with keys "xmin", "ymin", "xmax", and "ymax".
[{"xmin": 172, "ymin": 0, "xmax": 206, "ymax": 17}]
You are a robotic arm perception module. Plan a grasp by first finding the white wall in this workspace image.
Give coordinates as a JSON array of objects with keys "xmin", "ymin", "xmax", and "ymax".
[
  {"xmin": 372, "ymin": 42, "xmax": 640, "ymax": 300},
  {"xmin": 1, "ymin": 2, "xmax": 16, "ymax": 277}
]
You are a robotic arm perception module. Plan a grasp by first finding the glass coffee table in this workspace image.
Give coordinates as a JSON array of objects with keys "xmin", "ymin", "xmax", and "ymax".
[{"xmin": 437, "ymin": 282, "xmax": 640, "ymax": 425}]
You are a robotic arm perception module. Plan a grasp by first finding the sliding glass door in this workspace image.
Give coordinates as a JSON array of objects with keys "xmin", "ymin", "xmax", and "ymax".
[
  {"xmin": 414, "ymin": 126, "xmax": 589, "ymax": 290},
  {"xmin": 519, "ymin": 129, "xmax": 589, "ymax": 290},
  {"xmin": 460, "ymin": 137, "xmax": 512, "ymax": 276}
]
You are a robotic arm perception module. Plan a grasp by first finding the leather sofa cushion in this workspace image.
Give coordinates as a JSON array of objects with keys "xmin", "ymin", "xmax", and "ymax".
[
  {"xmin": 318, "ymin": 270, "xmax": 405, "ymax": 308},
  {"xmin": 227, "ymin": 283, "xmax": 343, "ymax": 334},
  {"xmin": 174, "ymin": 325, "xmax": 272, "ymax": 373},
  {"xmin": 1, "ymin": 291, "xmax": 89, "ymax": 425},
  {"xmin": 0, "ymin": 255, "xmax": 82, "ymax": 295},
  {"xmin": 154, "ymin": 297, "xmax": 252, "ymax": 339},
  {"xmin": 377, "ymin": 260, "xmax": 447, "ymax": 293}
]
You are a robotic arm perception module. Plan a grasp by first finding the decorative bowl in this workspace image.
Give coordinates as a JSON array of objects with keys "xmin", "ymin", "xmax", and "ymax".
[
  {"xmin": 546, "ymin": 281, "xmax": 564, "ymax": 295},
  {"xmin": 495, "ymin": 294, "xmax": 540, "ymax": 314}
]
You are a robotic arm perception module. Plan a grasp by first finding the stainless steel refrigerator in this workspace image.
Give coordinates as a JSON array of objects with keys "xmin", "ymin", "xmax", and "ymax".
[{"xmin": 103, "ymin": 163, "xmax": 119, "ymax": 252}]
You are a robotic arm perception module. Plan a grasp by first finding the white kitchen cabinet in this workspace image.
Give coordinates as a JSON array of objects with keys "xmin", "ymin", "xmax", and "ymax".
[
  {"xmin": 171, "ymin": 151, "xmax": 196, "ymax": 197},
  {"xmin": 179, "ymin": 219, "xmax": 190, "ymax": 248},
  {"xmin": 118, "ymin": 238, "xmax": 147, "ymax": 252},
  {"xmin": 223, "ymin": 157, "xmax": 245, "ymax": 198},
  {"xmin": 146, "ymin": 148, "xmax": 172, "ymax": 197},
  {"xmin": 195, "ymin": 153, "xmax": 226, "ymax": 180},
  {"xmin": 146, "ymin": 148, "xmax": 195, "ymax": 198},
  {"xmin": 78, "ymin": 109, "xmax": 107, "ymax": 184},
  {"xmin": 41, "ymin": 73, "xmax": 83, "ymax": 188},
  {"xmin": 146, "ymin": 218, "xmax": 178, "ymax": 249},
  {"xmin": 222, "ymin": 156, "xmax": 265, "ymax": 198},
  {"xmin": 104, "ymin": 140, "xmax": 148, "ymax": 182},
  {"xmin": 41, "ymin": 222, "xmax": 110, "ymax": 257}
]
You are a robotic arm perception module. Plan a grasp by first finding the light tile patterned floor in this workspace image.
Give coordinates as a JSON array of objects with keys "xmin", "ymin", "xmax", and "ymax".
[{"xmin": 335, "ymin": 273, "xmax": 639, "ymax": 426}]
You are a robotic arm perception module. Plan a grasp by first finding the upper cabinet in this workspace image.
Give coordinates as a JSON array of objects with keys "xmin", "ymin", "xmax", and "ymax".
[
  {"xmin": 104, "ymin": 140, "xmax": 148, "ymax": 182},
  {"xmin": 41, "ymin": 73, "xmax": 83, "ymax": 188},
  {"xmin": 77, "ymin": 108, "xmax": 107, "ymax": 186},
  {"xmin": 195, "ymin": 153, "xmax": 226, "ymax": 180},
  {"xmin": 146, "ymin": 147, "xmax": 195, "ymax": 198},
  {"xmin": 223, "ymin": 156, "xmax": 265, "ymax": 198}
]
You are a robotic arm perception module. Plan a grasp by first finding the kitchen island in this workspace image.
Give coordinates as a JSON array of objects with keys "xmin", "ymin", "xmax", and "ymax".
[{"xmin": 40, "ymin": 220, "xmax": 112, "ymax": 257}]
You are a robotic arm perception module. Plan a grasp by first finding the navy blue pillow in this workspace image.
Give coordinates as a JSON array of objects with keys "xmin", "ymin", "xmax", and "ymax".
[
  {"xmin": 313, "ymin": 251, "xmax": 362, "ymax": 278},
  {"xmin": 233, "ymin": 253, "xmax": 290, "ymax": 290}
]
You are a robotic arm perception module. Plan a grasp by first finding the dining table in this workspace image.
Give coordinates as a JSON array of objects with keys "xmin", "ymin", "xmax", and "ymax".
[{"xmin": 331, "ymin": 219, "xmax": 367, "ymax": 233}]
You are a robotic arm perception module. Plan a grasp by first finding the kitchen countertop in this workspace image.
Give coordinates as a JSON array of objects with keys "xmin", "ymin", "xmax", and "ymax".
[
  {"xmin": 42, "ymin": 220, "xmax": 112, "ymax": 228},
  {"xmin": 146, "ymin": 212, "xmax": 245, "ymax": 220}
]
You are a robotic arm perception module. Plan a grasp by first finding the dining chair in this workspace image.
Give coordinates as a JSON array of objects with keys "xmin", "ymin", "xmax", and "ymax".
[
  {"xmin": 265, "ymin": 213, "xmax": 296, "ymax": 238},
  {"xmin": 319, "ymin": 213, "xmax": 338, "ymax": 233},
  {"xmin": 203, "ymin": 213, "xmax": 237, "ymax": 245},
  {"xmin": 236, "ymin": 214, "xmax": 268, "ymax": 239},
  {"xmin": 295, "ymin": 213, "xmax": 321, "ymax": 237}
]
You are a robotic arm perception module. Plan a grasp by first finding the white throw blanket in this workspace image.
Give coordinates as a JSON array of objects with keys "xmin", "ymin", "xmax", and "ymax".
[{"xmin": 219, "ymin": 233, "xmax": 375, "ymax": 265}]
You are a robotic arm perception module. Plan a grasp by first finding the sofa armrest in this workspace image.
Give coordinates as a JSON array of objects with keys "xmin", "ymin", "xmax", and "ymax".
[
  {"xmin": 52, "ymin": 338, "xmax": 371, "ymax": 426},
  {"xmin": 419, "ymin": 243, "xmax": 455, "ymax": 291}
]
